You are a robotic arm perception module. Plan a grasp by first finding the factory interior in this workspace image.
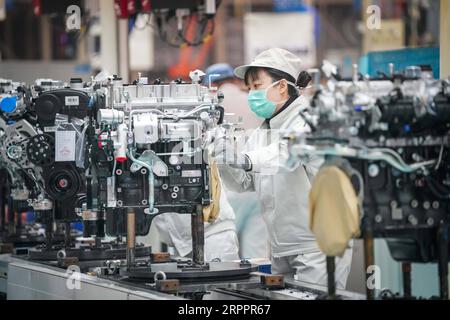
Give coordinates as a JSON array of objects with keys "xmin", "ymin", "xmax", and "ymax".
[{"xmin": 1, "ymin": 0, "xmax": 450, "ymax": 304}]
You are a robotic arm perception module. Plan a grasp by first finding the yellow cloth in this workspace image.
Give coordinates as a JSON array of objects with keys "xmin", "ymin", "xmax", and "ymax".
[
  {"xmin": 309, "ymin": 166, "xmax": 360, "ymax": 257},
  {"xmin": 203, "ymin": 158, "xmax": 221, "ymax": 222}
]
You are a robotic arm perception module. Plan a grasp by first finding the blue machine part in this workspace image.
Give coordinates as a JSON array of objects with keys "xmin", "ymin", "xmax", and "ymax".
[
  {"xmin": 273, "ymin": 0, "xmax": 309, "ymax": 12},
  {"xmin": 26, "ymin": 211, "xmax": 36, "ymax": 223},
  {"xmin": 72, "ymin": 222, "xmax": 83, "ymax": 232},
  {"xmin": 359, "ymin": 47, "xmax": 440, "ymax": 79},
  {"xmin": 258, "ymin": 264, "xmax": 272, "ymax": 274},
  {"xmin": 0, "ymin": 95, "xmax": 17, "ymax": 113}
]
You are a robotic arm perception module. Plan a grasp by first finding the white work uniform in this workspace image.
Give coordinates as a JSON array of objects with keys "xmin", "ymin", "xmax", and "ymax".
[
  {"xmin": 153, "ymin": 186, "xmax": 240, "ymax": 262},
  {"xmin": 218, "ymin": 95, "xmax": 353, "ymax": 288},
  {"xmin": 218, "ymin": 82, "xmax": 269, "ymax": 259}
]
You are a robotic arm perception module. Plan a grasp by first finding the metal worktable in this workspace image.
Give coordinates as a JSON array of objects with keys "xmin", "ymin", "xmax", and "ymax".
[{"xmin": 0, "ymin": 254, "xmax": 365, "ymax": 300}]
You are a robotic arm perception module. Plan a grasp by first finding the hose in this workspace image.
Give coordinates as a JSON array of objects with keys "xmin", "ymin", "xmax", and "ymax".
[{"xmin": 127, "ymin": 148, "xmax": 157, "ymax": 214}]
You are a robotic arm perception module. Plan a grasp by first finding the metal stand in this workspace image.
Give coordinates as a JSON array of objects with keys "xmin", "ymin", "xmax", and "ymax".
[
  {"xmin": 0, "ymin": 189, "xmax": 5, "ymax": 234},
  {"xmin": 64, "ymin": 221, "xmax": 72, "ymax": 247},
  {"xmin": 402, "ymin": 262, "xmax": 412, "ymax": 298},
  {"xmin": 364, "ymin": 226, "xmax": 375, "ymax": 300},
  {"xmin": 126, "ymin": 208, "xmax": 136, "ymax": 269},
  {"xmin": 8, "ymin": 199, "xmax": 15, "ymax": 236},
  {"xmin": 437, "ymin": 221, "xmax": 449, "ymax": 300},
  {"xmin": 44, "ymin": 211, "xmax": 53, "ymax": 249},
  {"xmin": 191, "ymin": 204, "xmax": 205, "ymax": 265},
  {"xmin": 95, "ymin": 236, "xmax": 102, "ymax": 248},
  {"xmin": 327, "ymin": 256, "xmax": 336, "ymax": 299}
]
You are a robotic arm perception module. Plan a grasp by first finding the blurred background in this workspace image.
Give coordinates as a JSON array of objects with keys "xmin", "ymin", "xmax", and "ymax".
[
  {"xmin": 0, "ymin": 0, "xmax": 446, "ymax": 83},
  {"xmin": 1, "ymin": 0, "xmax": 449, "ymax": 298}
]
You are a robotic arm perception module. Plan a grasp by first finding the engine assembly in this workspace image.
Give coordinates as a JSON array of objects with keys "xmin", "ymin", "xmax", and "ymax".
[
  {"xmin": 286, "ymin": 63, "xmax": 450, "ymax": 299},
  {"xmin": 0, "ymin": 71, "xmax": 229, "ymax": 268},
  {"xmin": 85, "ymin": 72, "xmax": 225, "ymax": 267}
]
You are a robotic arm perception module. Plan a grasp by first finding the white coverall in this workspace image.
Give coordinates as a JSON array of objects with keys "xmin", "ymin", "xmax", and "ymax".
[
  {"xmin": 218, "ymin": 82, "xmax": 270, "ymax": 259},
  {"xmin": 218, "ymin": 95, "xmax": 353, "ymax": 288},
  {"xmin": 153, "ymin": 185, "xmax": 240, "ymax": 262}
]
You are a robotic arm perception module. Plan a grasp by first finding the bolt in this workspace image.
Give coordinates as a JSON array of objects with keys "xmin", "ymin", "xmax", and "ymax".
[
  {"xmin": 408, "ymin": 215, "xmax": 418, "ymax": 225},
  {"xmin": 432, "ymin": 201, "xmax": 440, "ymax": 209},
  {"xmin": 368, "ymin": 164, "xmax": 380, "ymax": 178}
]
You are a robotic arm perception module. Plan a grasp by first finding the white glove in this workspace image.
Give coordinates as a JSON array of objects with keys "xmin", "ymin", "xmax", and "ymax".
[{"xmin": 212, "ymin": 135, "xmax": 252, "ymax": 171}]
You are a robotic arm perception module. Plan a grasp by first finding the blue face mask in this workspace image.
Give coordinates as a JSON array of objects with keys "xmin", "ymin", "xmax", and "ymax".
[{"xmin": 247, "ymin": 80, "xmax": 297, "ymax": 119}]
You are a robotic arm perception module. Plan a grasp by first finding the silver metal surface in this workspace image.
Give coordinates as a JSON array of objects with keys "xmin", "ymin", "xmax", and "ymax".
[
  {"xmin": 0, "ymin": 255, "xmax": 365, "ymax": 300},
  {"xmin": 5, "ymin": 257, "xmax": 181, "ymax": 300},
  {"xmin": 0, "ymin": 254, "xmax": 11, "ymax": 295}
]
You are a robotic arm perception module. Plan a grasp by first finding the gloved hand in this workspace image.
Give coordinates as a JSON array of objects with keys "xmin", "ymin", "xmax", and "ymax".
[{"xmin": 212, "ymin": 134, "xmax": 252, "ymax": 171}]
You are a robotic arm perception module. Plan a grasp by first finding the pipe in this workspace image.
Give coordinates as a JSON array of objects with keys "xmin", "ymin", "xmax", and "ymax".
[
  {"xmin": 127, "ymin": 148, "xmax": 156, "ymax": 214},
  {"xmin": 191, "ymin": 204, "xmax": 205, "ymax": 265},
  {"xmin": 402, "ymin": 262, "xmax": 412, "ymax": 298},
  {"xmin": 156, "ymin": 150, "xmax": 199, "ymax": 157},
  {"xmin": 291, "ymin": 144, "xmax": 436, "ymax": 173},
  {"xmin": 327, "ymin": 256, "xmax": 336, "ymax": 299},
  {"xmin": 437, "ymin": 221, "xmax": 449, "ymax": 300},
  {"xmin": 127, "ymin": 104, "xmax": 213, "ymax": 132},
  {"xmin": 364, "ymin": 227, "xmax": 375, "ymax": 300}
]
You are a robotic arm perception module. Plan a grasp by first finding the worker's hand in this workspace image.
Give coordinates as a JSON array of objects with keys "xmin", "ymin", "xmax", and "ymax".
[{"xmin": 212, "ymin": 134, "xmax": 252, "ymax": 171}]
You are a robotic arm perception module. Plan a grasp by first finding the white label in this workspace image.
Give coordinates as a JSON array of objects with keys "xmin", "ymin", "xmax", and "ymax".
[
  {"xmin": 182, "ymin": 170, "xmax": 202, "ymax": 178},
  {"xmin": 55, "ymin": 131, "xmax": 76, "ymax": 162},
  {"xmin": 44, "ymin": 126, "xmax": 58, "ymax": 133},
  {"xmin": 65, "ymin": 96, "xmax": 79, "ymax": 106}
]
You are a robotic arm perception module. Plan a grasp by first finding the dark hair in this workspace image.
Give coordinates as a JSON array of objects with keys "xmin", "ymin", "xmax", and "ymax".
[{"xmin": 244, "ymin": 67, "xmax": 312, "ymax": 97}]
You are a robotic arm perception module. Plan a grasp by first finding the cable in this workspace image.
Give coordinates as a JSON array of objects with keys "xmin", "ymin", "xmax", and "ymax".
[
  {"xmin": 434, "ymin": 142, "xmax": 445, "ymax": 170},
  {"xmin": 292, "ymin": 143, "xmax": 437, "ymax": 173}
]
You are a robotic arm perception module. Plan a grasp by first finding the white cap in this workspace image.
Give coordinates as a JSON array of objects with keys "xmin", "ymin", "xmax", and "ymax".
[{"xmin": 234, "ymin": 48, "xmax": 302, "ymax": 81}]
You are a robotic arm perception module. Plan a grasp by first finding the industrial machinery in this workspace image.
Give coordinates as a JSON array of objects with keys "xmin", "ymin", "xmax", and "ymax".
[
  {"xmin": 85, "ymin": 71, "xmax": 230, "ymax": 273},
  {"xmin": 286, "ymin": 63, "xmax": 450, "ymax": 299},
  {"xmin": 0, "ymin": 79, "xmax": 45, "ymax": 252},
  {"xmin": 66, "ymin": 72, "xmax": 364, "ymax": 300},
  {"xmin": 0, "ymin": 77, "xmax": 151, "ymax": 261},
  {"xmin": 0, "ymin": 71, "xmax": 367, "ymax": 300}
]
